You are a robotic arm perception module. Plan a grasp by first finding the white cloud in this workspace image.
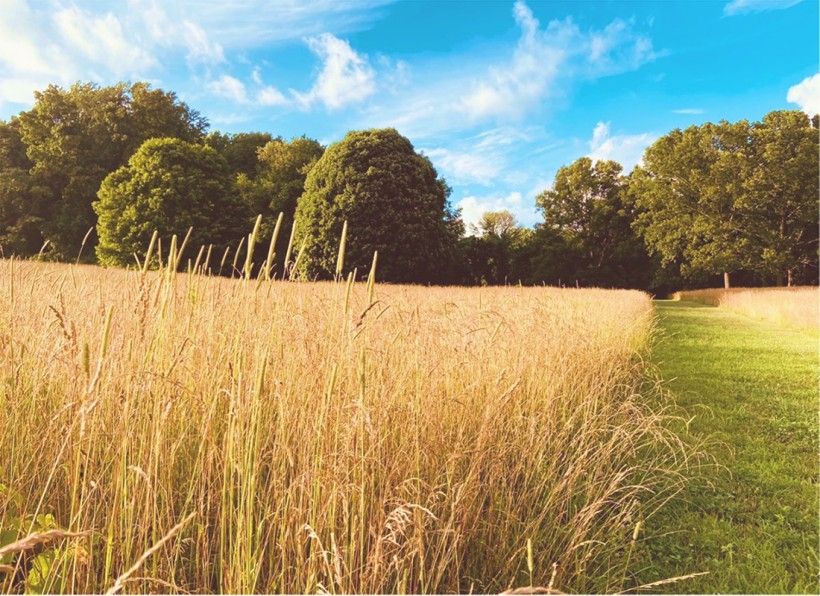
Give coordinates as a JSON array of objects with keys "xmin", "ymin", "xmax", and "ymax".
[
  {"xmin": 423, "ymin": 147, "xmax": 501, "ymax": 185},
  {"xmin": 457, "ymin": 191, "xmax": 539, "ymax": 232},
  {"xmin": 460, "ymin": 3, "xmax": 656, "ymax": 122},
  {"xmin": 257, "ymin": 85, "xmax": 289, "ymax": 106},
  {"xmin": 207, "ymin": 72, "xmax": 290, "ymax": 108},
  {"xmin": 208, "ymin": 75, "xmax": 248, "ymax": 103},
  {"xmin": 0, "ymin": 0, "xmax": 230, "ymax": 109},
  {"xmin": 295, "ymin": 33, "xmax": 376, "ymax": 109},
  {"xmin": 174, "ymin": 0, "xmax": 395, "ymax": 46},
  {"xmin": 787, "ymin": 73, "xmax": 820, "ymax": 115},
  {"xmin": 672, "ymin": 107, "xmax": 705, "ymax": 114},
  {"xmin": 723, "ymin": 0, "xmax": 803, "ymax": 16},
  {"xmin": 53, "ymin": 6, "xmax": 156, "ymax": 76},
  {"xmin": 181, "ymin": 21, "xmax": 225, "ymax": 64},
  {"xmin": 587, "ymin": 121, "xmax": 655, "ymax": 171},
  {"xmin": 460, "ymin": 3, "xmax": 568, "ymax": 121},
  {"xmin": 364, "ymin": 1, "xmax": 657, "ymax": 137}
]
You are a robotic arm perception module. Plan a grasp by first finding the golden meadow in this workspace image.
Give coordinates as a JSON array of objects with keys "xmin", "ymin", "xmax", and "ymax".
[{"xmin": 0, "ymin": 252, "xmax": 694, "ymax": 593}]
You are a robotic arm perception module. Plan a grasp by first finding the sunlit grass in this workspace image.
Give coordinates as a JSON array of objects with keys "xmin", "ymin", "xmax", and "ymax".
[
  {"xmin": 673, "ymin": 287, "xmax": 819, "ymax": 330},
  {"xmin": 0, "ymin": 259, "xmax": 691, "ymax": 593}
]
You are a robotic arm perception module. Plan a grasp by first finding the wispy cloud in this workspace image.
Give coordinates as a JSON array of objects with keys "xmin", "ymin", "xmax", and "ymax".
[
  {"xmin": 53, "ymin": 6, "xmax": 156, "ymax": 76},
  {"xmin": 362, "ymin": 1, "xmax": 658, "ymax": 137},
  {"xmin": 174, "ymin": 0, "xmax": 396, "ymax": 46},
  {"xmin": 672, "ymin": 107, "xmax": 705, "ymax": 114},
  {"xmin": 787, "ymin": 73, "xmax": 820, "ymax": 115},
  {"xmin": 460, "ymin": 3, "xmax": 656, "ymax": 122},
  {"xmin": 208, "ymin": 75, "xmax": 249, "ymax": 103},
  {"xmin": 207, "ymin": 72, "xmax": 290, "ymax": 108},
  {"xmin": 723, "ymin": 0, "xmax": 803, "ymax": 16},
  {"xmin": 423, "ymin": 147, "xmax": 502, "ymax": 186},
  {"xmin": 587, "ymin": 121, "xmax": 655, "ymax": 171}
]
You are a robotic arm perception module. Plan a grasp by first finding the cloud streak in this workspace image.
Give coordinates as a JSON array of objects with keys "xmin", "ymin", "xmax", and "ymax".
[{"xmin": 723, "ymin": 0, "xmax": 803, "ymax": 16}]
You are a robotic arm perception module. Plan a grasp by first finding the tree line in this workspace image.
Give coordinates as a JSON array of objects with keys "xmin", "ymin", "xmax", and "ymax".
[{"xmin": 1, "ymin": 82, "xmax": 817, "ymax": 292}]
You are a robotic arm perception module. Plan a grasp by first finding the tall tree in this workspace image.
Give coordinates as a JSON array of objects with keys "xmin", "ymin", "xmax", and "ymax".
[
  {"xmin": 0, "ymin": 119, "xmax": 42, "ymax": 256},
  {"xmin": 741, "ymin": 110, "xmax": 819, "ymax": 285},
  {"xmin": 94, "ymin": 138, "xmax": 248, "ymax": 268},
  {"xmin": 16, "ymin": 82, "xmax": 206, "ymax": 260},
  {"xmin": 537, "ymin": 157, "xmax": 651, "ymax": 288},
  {"xmin": 294, "ymin": 128, "xmax": 461, "ymax": 283},
  {"xmin": 459, "ymin": 210, "xmax": 530, "ymax": 285},
  {"xmin": 231, "ymin": 136, "xmax": 324, "ymax": 274},
  {"xmin": 630, "ymin": 121, "xmax": 752, "ymax": 288},
  {"xmin": 239, "ymin": 137, "xmax": 323, "ymax": 230}
]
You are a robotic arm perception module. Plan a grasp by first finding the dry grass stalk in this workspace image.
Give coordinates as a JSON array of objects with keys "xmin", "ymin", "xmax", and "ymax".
[
  {"xmin": 0, "ymin": 257, "xmax": 695, "ymax": 593},
  {"xmin": 673, "ymin": 287, "xmax": 819, "ymax": 329}
]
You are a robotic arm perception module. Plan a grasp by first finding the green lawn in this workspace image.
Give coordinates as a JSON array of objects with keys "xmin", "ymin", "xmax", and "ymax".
[{"xmin": 639, "ymin": 300, "xmax": 819, "ymax": 594}]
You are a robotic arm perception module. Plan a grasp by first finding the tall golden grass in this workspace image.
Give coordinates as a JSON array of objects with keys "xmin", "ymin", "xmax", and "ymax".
[
  {"xmin": 0, "ymin": 258, "xmax": 691, "ymax": 593},
  {"xmin": 673, "ymin": 287, "xmax": 819, "ymax": 330}
]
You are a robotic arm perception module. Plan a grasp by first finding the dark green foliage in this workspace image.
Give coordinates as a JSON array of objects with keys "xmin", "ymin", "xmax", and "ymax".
[
  {"xmin": 94, "ymin": 138, "xmax": 248, "ymax": 268},
  {"xmin": 457, "ymin": 211, "xmax": 537, "ymax": 285},
  {"xmin": 0, "ymin": 79, "xmax": 815, "ymax": 292},
  {"xmin": 537, "ymin": 157, "xmax": 652, "ymax": 288},
  {"xmin": 0, "ymin": 119, "xmax": 42, "ymax": 256},
  {"xmin": 630, "ymin": 111, "xmax": 818, "ymax": 287},
  {"xmin": 293, "ymin": 129, "xmax": 461, "ymax": 283},
  {"xmin": 741, "ymin": 110, "xmax": 819, "ymax": 285},
  {"xmin": 205, "ymin": 132, "xmax": 274, "ymax": 177},
  {"xmin": 238, "ymin": 136, "xmax": 323, "ymax": 236},
  {"xmin": 15, "ymin": 82, "xmax": 206, "ymax": 259}
]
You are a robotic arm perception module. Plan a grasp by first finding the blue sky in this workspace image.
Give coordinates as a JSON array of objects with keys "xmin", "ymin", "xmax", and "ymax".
[{"xmin": 1, "ymin": 0, "xmax": 817, "ymax": 229}]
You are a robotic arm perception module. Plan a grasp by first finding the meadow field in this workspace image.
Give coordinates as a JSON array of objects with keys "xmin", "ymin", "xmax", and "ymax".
[
  {"xmin": 673, "ymin": 287, "xmax": 819, "ymax": 330},
  {"xmin": 0, "ymin": 259, "xmax": 692, "ymax": 594}
]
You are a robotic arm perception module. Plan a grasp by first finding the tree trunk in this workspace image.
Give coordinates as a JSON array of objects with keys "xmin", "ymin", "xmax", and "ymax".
[
  {"xmin": 723, "ymin": 271, "xmax": 731, "ymax": 289},
  {"xmin": 787, "ymin": 268, "xmax": 794, "ymax": 287}
]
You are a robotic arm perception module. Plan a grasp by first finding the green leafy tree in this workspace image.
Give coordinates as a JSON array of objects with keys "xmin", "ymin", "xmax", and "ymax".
[
  {"xmin": 630, "ymin": 121, "xmax": 754, "ymax": 288},
  {"xmin": 460, "ymin": 210, "xmax": 534, "ymax": 285},
  {"xmin": 229, "ymin": 136, "xmax": 324, "ymax": 276},
  {"xmin": 94, "ymin": 138, "xmax": 248, "ymax": 268},
  {"xmin": 0, "ymin": 119, "xmax": 42, "ymax": 256},
  {"xmin": 741, "ymin": 110, "xmax": 819, "ymax": 285},
  {"xmin": 205, "ymin": 131, "xmax": 273, "ymax": 177},
  {"xmin": 293, "ymin": 128, "xmax": 461, "ymax": 283},
  {"xmin": 16, "ymin": 82, "xmax": 206, "ymax": 260},
  {"xmin": 537, "ymin": 157, "xmax": 651, "ymax": 288},
  {"xmin": 238, "ymin": 136, "xmax": 323, "ymax": 233}
]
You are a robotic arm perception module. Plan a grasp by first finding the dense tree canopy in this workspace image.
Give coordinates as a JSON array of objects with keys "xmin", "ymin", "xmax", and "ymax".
[
  {"xmin": 0, "ymin": 77, "xmax": 815, "ymax": 292},
  {"xmin": 631, "ymin": 111, "xmax": 818, "ymax": 287},
  {"xmin": 94, "ymin": 138, "xmax": 247, "ymax": 268},
  {"xmin": 13, "ymin": 82, "xmax": 206, "ymax": 259},
  {"xmin": 742, "ymin": 111, "xmax": 819, "ymax": 285},
  {"xmin": 458, "ymin": 211, "xmax": 535, "ymax": 285},
  {"xmin": 238, "ymin": 136, "xmax": 324, "ymax": 241},
  {"xmin": 0, "ymin": 119, "xmax": 41, "ymax": 256},
  {"xmin": 294, "ymin": 128, "xmax": 461, "ymax": 283},
  {"xmin": 205, "ymin": 132, "xmax": 274, "ymax": 177},
  {"xmin": 537, "ymin": 157, "xmax": 651, "ymax": 288}
]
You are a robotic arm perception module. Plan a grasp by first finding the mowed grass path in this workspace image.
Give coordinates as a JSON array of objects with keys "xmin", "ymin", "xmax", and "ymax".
[{"xmin": 641, "ymin": 301, "xmax": 819, "ymax": 593}]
